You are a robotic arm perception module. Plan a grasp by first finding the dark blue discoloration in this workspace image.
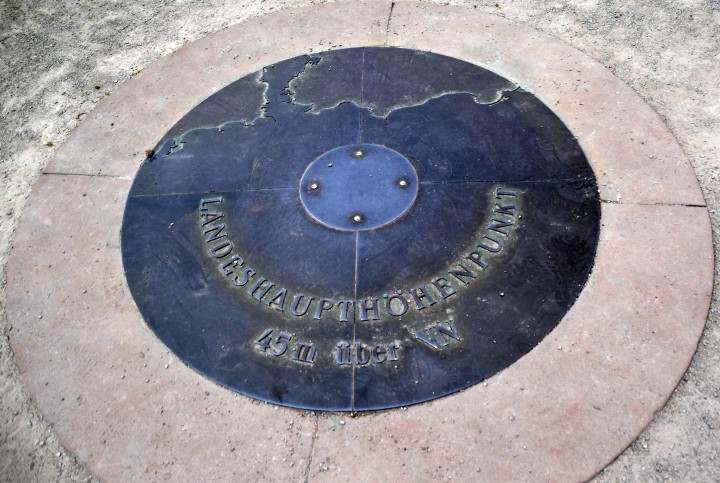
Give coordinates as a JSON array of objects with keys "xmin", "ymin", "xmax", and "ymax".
[{"xmin": 121, "ymin": 47, "xmax": 601, "ymax": 411}]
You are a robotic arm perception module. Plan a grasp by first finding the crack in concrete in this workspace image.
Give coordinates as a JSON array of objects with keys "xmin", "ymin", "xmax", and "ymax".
[
  {"xmin": 302, "ymin": 415, "xmax": 320, "ymax": 483},
  {"xmin": 600, "ymin": 199, "xmax": 707, "ymax": 208},
  {"xmin": 420, "ymin": 176, "xmax": 595, "ymax": 185},
  {"xmin": 42, "ymin": 171, "xmax": 126, "ymax": 179},
  {"xmin": 384, "ymin": 2, "xmax": 396, "ymax": 46}
]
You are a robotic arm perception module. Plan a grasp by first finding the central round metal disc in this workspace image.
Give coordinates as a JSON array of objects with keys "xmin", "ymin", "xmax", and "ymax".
[
  {"xmin": 299, "ymin": 143, "xmax": 418, "ymax": 231},
  {"xmin": 121, "ymin": 46, "xmax": 601, "ymax": 412}
]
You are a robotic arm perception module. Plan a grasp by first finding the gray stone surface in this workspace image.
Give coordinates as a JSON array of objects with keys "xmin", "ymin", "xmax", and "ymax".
[{"xmin": 1, "ymin": 1, "xmax": 718, "ymax": 481}]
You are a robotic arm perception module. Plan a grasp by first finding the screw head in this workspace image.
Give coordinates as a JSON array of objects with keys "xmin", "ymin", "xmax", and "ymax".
[
  {"xmin": 308, "ymin": 181, "xmax": 320, "ymax": 192},
  {"xmin": 397, "ymin": 177, "xmax": 409, "ymax": 188},
  {"xmin": 350, "ymin": 213, "xmax": 364, "ymax": 224},
  {"xmin": 353, "ymin": 149, "xmax": 364, "ymax": 158}
]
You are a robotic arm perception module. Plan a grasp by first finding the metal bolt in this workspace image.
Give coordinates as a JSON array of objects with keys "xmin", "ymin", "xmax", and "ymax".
[
  {"xmin": 350, "ymin": 213, "xmax": 364, "ymax": 224},
  {"xmin": 353, "ymin": 149, "xmax": 364, "ymax": 158},
  {"xmin": 308, "ymin": 181, "xmax": 320, "ymax": 191},
  {"xmin": 397, "ymin": 177, "xmax": 409, "ymax": 188}
]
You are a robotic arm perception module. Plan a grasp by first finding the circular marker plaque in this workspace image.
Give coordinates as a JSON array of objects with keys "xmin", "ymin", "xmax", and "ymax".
[
  {"xmin": 121, "ymin": 47, "xmax": 600, "ymax": 411},
  {"xmin": 299, "ymin": 143, "xmax": 419, "ymax": 231}
]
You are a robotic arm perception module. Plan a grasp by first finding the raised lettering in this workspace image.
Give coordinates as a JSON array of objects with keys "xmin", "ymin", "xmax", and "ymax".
[
  {"xmin": 336, "ymin": 300, "xmax": 354, "ymax": 322},
  {"xmin": 255, "ymin": 328, "xmax": 273, "ymax": 351},
  {"xmin": 203, "ymin": 223, "xmax": 228, "ymax": 243},
  {"xmin": 414, "ymin": 319, "xmax": 462, "ymax": 351},
  {"xmin": 387, "ymin": 342, "xmax": 400, "ymax": 361},
  {"xmin": 495, "ymin": 187, "xmax": 517, "ymax": 198},
  {"xmin": 431, "ymin": 277, "xmax": 456, "ymax": 299},
  {"xmin": 415, "ymin": 330, "xmax": 440, "ymax": 350},
  {"xmin": 209, "ymin": 241, "xmax": 233, "ymax": 259},
  {"xmin": 313, "ymin": 299, "xmax": 334, "ymax": 320},
  {"xmin": 410, "ymin": 286, "xmax": 437, "ymax": 310},
  {"xmin": 478, "ymin": 235, "xmax": 503, "ymax": 253},
  {"xmin": 247, "ymin": 277, "xmax": 274, "ymax": 302},
  {"xmin": 488, "ymin": 218, "xmax": 514, "ymax": 236},
  {"xmin": 384, "ymin": 293, "xmax": 409, "ymax": 317},
  {"xmin": 200, "ymin": 212, "xmax": 223, "ymax": 226},
  {"xmin": 466, "ymin": 251, "xmax": 489, "ymax": 270},
  {"xmin": 290, "ymin": 294, "xmax": 314, "ymax": 317},
  {"xmin": 221, "ymin": 255, "xmax": 243, "ymax": 276},
  {"xmin": 267, "ymin": 288, "xmax": 287, "ymax": 312},
  {"xmin": 373, "ymin": 345, "xmax": 387, "ymax": 363},
  {"xmin": 233, "ymin": 267, "xmax": 256, "ymax": 286},
  {"xmin": 448, "ymin": 261, "xmax": 477, "ymax": 286},
  {"xmin": 358, "ymin": 297, "xmax": 380, "ymax": 321},
  {"xmin": 437, "ymin": 319, "xmax": 461, "ymax": 342},
  {"xmin": 335, "ymin": 341, "xmax": 351, "ymax": 365},
  {"xmin": 270, "ymin": 331, "xmax": 291, "ymax": 356},
  {"xmin": 200, "ymin": 197, "xmax": 222, "ymax": 208},
  {"xmin": 293, "ymin": 343, "xmax": 316, "ymax": 364},
  {"xmin": 494, "ymin": 202, "xmax": 516, "ymax": 217},
  {"xmin": 355, "ymin": 343, "xmax": 371, "ymax": 365}
]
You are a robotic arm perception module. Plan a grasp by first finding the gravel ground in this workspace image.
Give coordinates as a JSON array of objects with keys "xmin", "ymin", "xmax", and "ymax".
[{"xmin": 1, "ymin": 0, "xmax": 718, "ymax": 481}]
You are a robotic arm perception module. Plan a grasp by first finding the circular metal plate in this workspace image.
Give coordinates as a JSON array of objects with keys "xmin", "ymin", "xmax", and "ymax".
[
  {"xmin": 121, "ymin": 47, "xmax": 600, "ymax": 411},
  {"xmin": 299, "ymin": 143, "xmax": 419, "ymax": 231}
]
